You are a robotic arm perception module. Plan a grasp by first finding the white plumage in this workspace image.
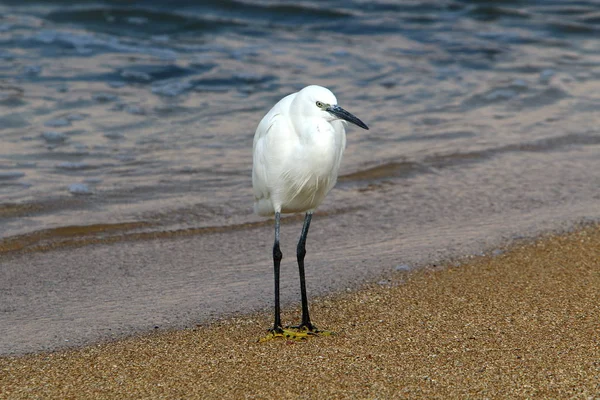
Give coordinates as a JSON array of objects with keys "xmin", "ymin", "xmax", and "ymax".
[
  {"xmin": 253, "ymin": 85, "xmax": 348, "ymax": 216},
  {"xmin": 252, "ymin": 85, "xmax": 368, "ymax": 340}
]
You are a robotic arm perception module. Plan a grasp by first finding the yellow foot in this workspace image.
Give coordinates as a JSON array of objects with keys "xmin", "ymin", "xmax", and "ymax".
[
  {"xmin": 258, "ymin": 326, "xmax": 335, "ymax": 342},
  {"xmin": 259, "ymin": 328, "xmax": 312, "ymax": 342},
  {"xmin": 287, "ymin": 325, "xmax": 335, "ymax": 337}
]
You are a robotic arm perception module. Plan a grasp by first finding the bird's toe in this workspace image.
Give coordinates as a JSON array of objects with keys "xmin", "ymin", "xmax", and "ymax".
[
  {"xmin": 285, "ymin": 324, "xmax": 335, "ymax": 337},
  {"xmin": 258, "ymin": 326, "xmax": 334, "ymax": 342}
]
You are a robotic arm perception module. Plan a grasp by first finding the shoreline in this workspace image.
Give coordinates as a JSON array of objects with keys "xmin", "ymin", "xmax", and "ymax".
[{"xmin": 1, "ymin": 223, "xmax": 599, "ymax": 398}]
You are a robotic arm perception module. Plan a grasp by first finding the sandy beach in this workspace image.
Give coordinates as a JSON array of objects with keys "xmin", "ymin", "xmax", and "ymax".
[{"xmin": 1, "ymin": 224, "xmax": 598, "ymax": 398}]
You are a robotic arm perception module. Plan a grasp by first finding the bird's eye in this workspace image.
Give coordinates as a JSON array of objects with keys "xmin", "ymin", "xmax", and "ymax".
[{"xmin": 316, "ymin": 101, "xmax": 324, "ymax": 108}]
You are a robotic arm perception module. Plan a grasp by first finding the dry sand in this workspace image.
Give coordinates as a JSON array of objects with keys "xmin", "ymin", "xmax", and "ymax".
[{"xmin": 1, "ymin": 224, "xmax": 599, "ymax": 399}]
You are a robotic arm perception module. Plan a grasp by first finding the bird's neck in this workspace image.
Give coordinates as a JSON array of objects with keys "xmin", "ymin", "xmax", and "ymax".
[{"xmin": 294, "ymin": 120, "xmax": 344, "ymax": 174}]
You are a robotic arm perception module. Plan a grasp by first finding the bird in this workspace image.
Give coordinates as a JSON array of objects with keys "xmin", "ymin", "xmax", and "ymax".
[{"xmin": 252, "ymin": 85, "xmax": 369, "ymax": 341}]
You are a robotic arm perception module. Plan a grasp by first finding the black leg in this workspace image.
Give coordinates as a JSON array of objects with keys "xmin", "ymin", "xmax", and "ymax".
[
  {"xmin": 272, "ymin": 212, "xmax": 283, "ymax": 332},
  {"xmin": 296, "ymin": 212, "xmax": 313, "ymax": 329}
]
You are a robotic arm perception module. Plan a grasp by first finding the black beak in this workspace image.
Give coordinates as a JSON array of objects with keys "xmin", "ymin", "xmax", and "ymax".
[{"xmin": 327, "ymin": 105, "xmax": 369, "ymax": 130}]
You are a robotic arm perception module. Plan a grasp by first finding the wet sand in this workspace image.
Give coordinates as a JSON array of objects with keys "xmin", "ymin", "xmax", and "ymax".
[{"xmin": 1, "ymin": 224, "xmax": 598, "ymax": 398}]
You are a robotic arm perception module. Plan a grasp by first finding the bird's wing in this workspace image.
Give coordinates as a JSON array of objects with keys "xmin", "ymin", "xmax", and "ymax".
[{"xmin": 252, "ymin": 111, "xmax": 289, "ymax": 203}]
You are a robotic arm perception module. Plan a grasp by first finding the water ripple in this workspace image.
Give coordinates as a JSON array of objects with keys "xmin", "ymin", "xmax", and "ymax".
[{"xmin": 1, "ymin": 0, "xmax": 599, "ymax": 238}]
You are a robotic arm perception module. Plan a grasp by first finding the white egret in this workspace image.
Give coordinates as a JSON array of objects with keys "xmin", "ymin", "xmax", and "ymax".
[{"xmin": 252, "ymin": 85, "xmax": 369, "ymax": 341}]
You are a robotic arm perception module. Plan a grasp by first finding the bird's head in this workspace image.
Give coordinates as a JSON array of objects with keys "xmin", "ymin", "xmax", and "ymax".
[{"xmin": 297, "ymin": 85, "xmax": 369, "ymax": 130}]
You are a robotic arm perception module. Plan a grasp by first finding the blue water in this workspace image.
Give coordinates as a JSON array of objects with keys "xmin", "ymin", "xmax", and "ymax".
[
  {"xmin": 1, "ymin": 0, "xmax": 599, "ymax": 239},
  {"xmin": 1, "ymin": 1, "xmax": 600, "ymax": 354}
]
